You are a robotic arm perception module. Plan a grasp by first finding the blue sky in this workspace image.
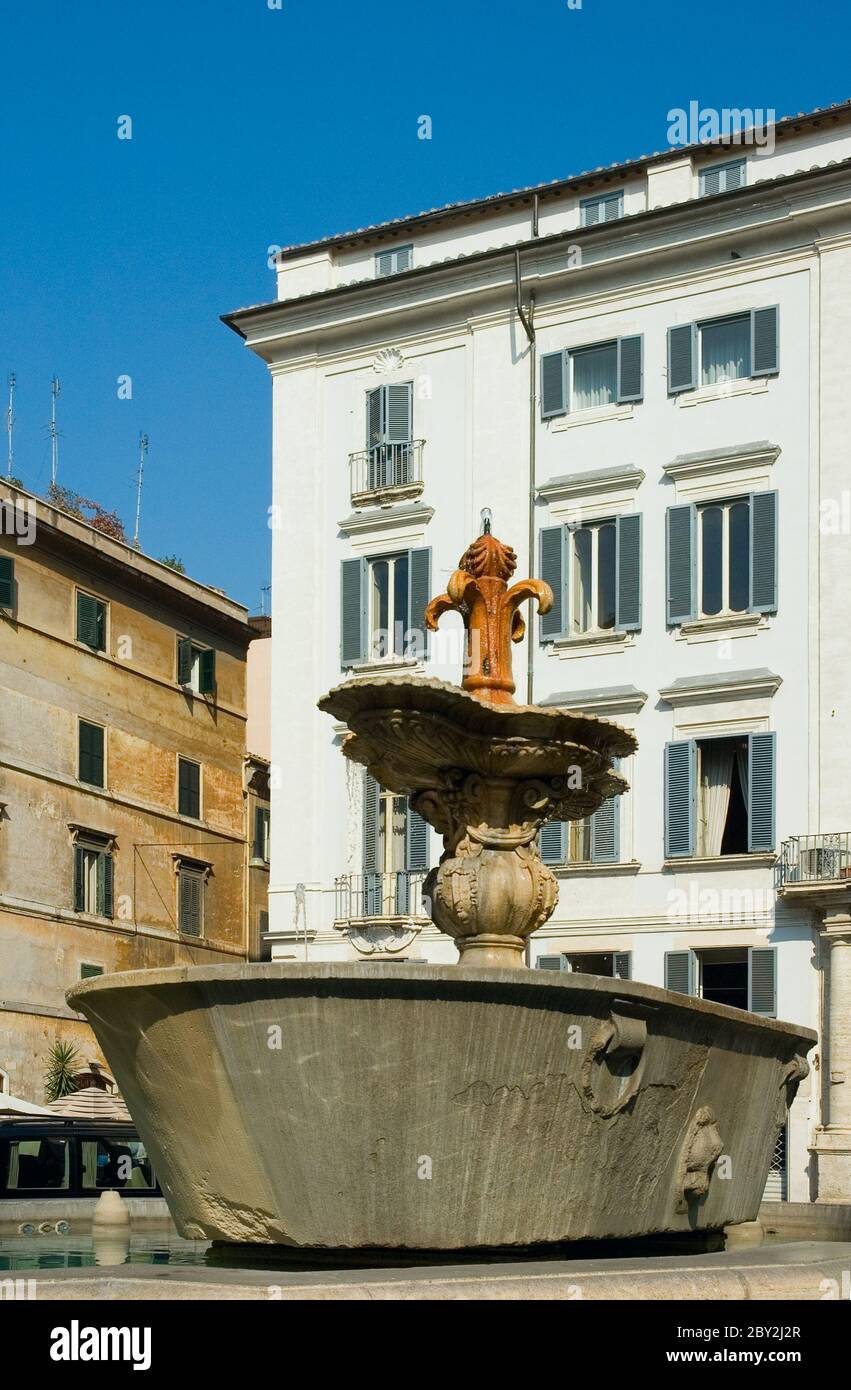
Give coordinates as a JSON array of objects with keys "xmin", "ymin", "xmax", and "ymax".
[{"xmin": 1, "ymin": 0, "xmax": 847, "ymax": 611}]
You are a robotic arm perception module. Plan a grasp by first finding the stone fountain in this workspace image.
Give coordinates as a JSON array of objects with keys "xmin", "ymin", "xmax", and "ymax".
[{"xmin": 68, "ymin": 525, "xmax": 815, "ymax": 1252}]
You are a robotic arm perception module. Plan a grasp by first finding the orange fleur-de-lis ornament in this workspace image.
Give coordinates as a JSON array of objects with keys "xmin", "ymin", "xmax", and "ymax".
[{"xmin": 424, "ymin": 521, "xmax": 553, "ymax": 706}]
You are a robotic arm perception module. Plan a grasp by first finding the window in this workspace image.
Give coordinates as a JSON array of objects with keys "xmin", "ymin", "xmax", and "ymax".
[
  {"xmin": 667, "ymin": 307, "xmax": 779, "ymax": 393},
  {"xmin": 537, "ymin": 951, "xmax": 631, "ymax": 978},
  {"xmin": 177, "ymin": 637, "xmax": 215, "ymax": 695},
  {"xmin": 78, "ymin": 720, "xmax": 105, "ymax": 788},
  {"xmin": 76, "ymin": 591, "xmax": 106, "ymax": 652},
  {"xmin": 80, "ymin": 963, "xmax": 104, "ymax": 980},
  {"xmin": 375, "ymin": 245, "xmax": 413, "ymax": 277},
  {"xmin": 666, "ymin": 492, "xmax": 777, "ymax": 624},
  {"xmin": 540, "ymin": 336, "xmax": 643, "ymax": 418},
  {"xmin": 664, "ymin": 732, "xmax": 776, "ymax": 859},
  {"xmin": 539, "ymin": 517, "xmax": 642, "ymax": 640},
  {"xmin": 665, "ymin": 946, "xmax": 777, "ymax": 1016},
  {"xmin": 340, "ymin": 548, "xmax": 431, "ymax": 667},
  {"xmin": 73, "ymin": 837, "xmax": 114, "ymax": 918},
  {"xmin": 540, "ymin": 765, "xmax": 622, "ymax": 866},
  {"xmin": 362, "ymin": 772, "xmax": 428, "ymax": 915},
  {"xmin": 177, "ymin": 863, "xmax": 205, "ymax": 937},
  {"xmin": 699, "ymin": 159, "xmax": 746, "ymax": 196},
  {"xmin": 0, "ymin": 555, "xmax": 14, "ymax": 608},
  {"xmin": 580, "ymin": 190, "xmax": 624, "ymax": 226},
  {"xmin": 178, "ymin": 758, "xmax": 201, "ymax": 819},
  {"xmin": 252, "ymin": 806, "xmax": 270, "ymax": 863}
]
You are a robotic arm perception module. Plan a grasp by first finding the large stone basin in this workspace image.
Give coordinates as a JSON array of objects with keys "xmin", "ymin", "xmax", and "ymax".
[{"xmin": 68, "ymin": 962, "xmax": 815, "ymax": 1250}]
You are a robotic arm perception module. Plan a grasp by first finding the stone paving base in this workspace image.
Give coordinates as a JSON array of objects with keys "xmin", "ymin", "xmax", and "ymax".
[{"xmin": 26, "ymin": 1241, "xmax": 851, "ymax": 1300}]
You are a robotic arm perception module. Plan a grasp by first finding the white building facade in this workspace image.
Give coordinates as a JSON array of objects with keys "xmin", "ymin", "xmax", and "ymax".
[{"xmin": 226, "ymin": 102, "xmax": 851, "ymax": 1205}]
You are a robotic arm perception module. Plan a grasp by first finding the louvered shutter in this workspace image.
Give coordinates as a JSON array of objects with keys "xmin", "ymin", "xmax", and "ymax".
[
  {"xmin": 395, "ymin": 245, "xmax": 413, "ymax": 272},
  {"xmin": 750, "ymin": 490, "xmax": 778, "ymax": 613},
  {"xmin": 537, "ymin": 955, "xmax": 566, "ymax": 970},
  {"xmin": 375, "ymin": 250, "xmax": 394, "ymax": 278},
  {"xmin": 541, "ymin": 350, "xmax": 567, "ymax": 418},
  {"xmin": 179, "ymin": 759, "xmax": 200, "ymax": 819},
  {"xmin": 363, "ymin": 773, "xmax": 382, "ymax": 915},
  {"xmin": 667, "ymin": 323, "xmax": 697, "ymax": 393},
  {"xmin": 615, "ymin": 513, "xmax": 642, "ymax": 631},
  {"xmin": 614, "ymin": 952, "xmax": 632, "ymax": 980},
  {"xmin": 0, "ymin": 555, "xmax": 14, "ymax": 608},
  {"xmin": 79, "ymin": 722, "xmax": 104, "ymax": 787},
  {"xmin": 340, "ymin": 557, "xmax": 367, "ymax": 666},
  {"xmin": 725, "ymin": 160, "xmax": 746, "ymax": 191},
  {"xmin": 666, "ymin": 504, "xmax": 696, "ymax": 624},
  {"xmin": 198, "ymin": 648, "xmax": 216, "ymax": 695},
  {"xmin": 73, "ymin": 845, "xmax": 86, "ymax": 912},
  {"xmin": 406, "ymin": 804, "xmax": 428, "ymax": 871},
  {"xmin": 177, "ymin": 637, "xmax": 193, "ymax": 686},
  {"xmin": 665, "ymin": 950, "xmax": 697, "ymax": 995},
  {"xmin": 540, "ymin": 820, "xmax": 566, "ymax": 865},
  {"xmin": 665, "ymin": 740, "xmax": 696, "ymax": 858},
  {"xmin": 407, "ymin": 547, "xmax": 431, "ymax": 659},
  {"xmin": 700, "ymin": 167, "xmax": 722, "ymax": 197},
  {"xmin": 748, "ymin": 946, "xmax": 777, "ymax": 1016},
  {"xmin": 591, "ymin": 757, "xmax": 621, "ymax": 863},
  {"xmin": 253, "ymin": 806, "xmax": 269, "ymax": 861},
  {"xmin": 616, "ymin": 335, "xmax": 643, "ymax": 403},
  {"xmin": 539, "ymin": 525, "xmax": 566, "ymax": 641},
  {"xmin": 385, "ymin": 383, "xmax": 412, "ymax": 443},
  {"xmin": 180, "ymin": 871, "xmax": 202, "ymax": 936},
  {"xmin": 581, "ymin": 199, "xmax": 601, "ymax": 227},
  {"xmin": 76, "ymin": 593, "xmax": 103, "ymax": 649},
  {"xmin": 748, "ymin": 731, "xmax": 776, "ymax": 852},
  {"xmin": 603, "ymin": 192, "xmax": 624, "ymax": 222},
  {"xmin": 366, "ymin": 387, "xmax": 383, "ymax": 448},
  {"xmin": 97, "ymin": 853, "xmax": 114, "ymax": 919},
  {"xmin": 751, "ymin": 306, "xmax": 779, "ymax": 376}
]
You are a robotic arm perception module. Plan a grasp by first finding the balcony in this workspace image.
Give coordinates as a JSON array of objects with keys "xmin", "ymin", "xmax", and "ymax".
[
  {"xmin": 335, "ymin": 870, "xmax": 427, "ymax": 922},
  {"xmin": 349, "ymin": 441, "xmax": 424, "ymax": 508},
  {"xmin": 776, "ymin": 833, "xmax": 851, "ymax": 900}
]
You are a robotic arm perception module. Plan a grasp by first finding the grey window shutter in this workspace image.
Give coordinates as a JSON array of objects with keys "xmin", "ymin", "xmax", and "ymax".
[
  {"xmin": 725, "ymin": 160, "xmax": 746, "ymax": 190},
  {"xmin": 386, "ymin": 383, "xmax": 412, "ymax": 443},
  {"xmin": 615, "ymin": 513, "xmax": 642, "ymax": 631},
  {"xmin": 179, "ymin": 758, "xmax": 200, "ymax": 818},
  {"xmin": 667, "ymin": 323, "xmax": 697, "ymax": 393},
  {"xmin": 77, "ymin": 593, "xmax": 103, "ymax": 649},
  {"xmin": 665, "ymin": 949, "xmax": 697, "ymax": 995},
  {"xmin": 79, "ymin": 722, "xmax": 104, "ymax": 787},
  {"xmin": 0, "ymin": 555, "xmax": 14, "ymax": 608},
  {"xmin": 540, "ymin": 351, "xmax": 567, "ymax": 418},
  {"xmin": 395, "ymin": 245, "xmax": 413, "ymax": 272},
  {"xmin": 375, "ymin": 250, "xmax": 394, "ymax": 277},
  {"xmin": 97, "ymin": 853, "xmax": 114, "ymax": 919},
  {"xmin": 749, "ymin": 490, "xmax": 778, "ymax": 613},
  {"xmin": 363, "ymin": 773, "xmax": 382, "ymax": 915},
  {"xmin": 616, "ymin": 336, "xmax": 643, "ymax": 402},
  {"xmin": 591, "ymin": 756, "xmax": 621, "ymax": 863},
  {"xmin": 537, "ymin": 955, "xmax": 566, "ymax": 970},
  {"xmin": 407, "ymin": 547, "xmax": 431, "ymax": 659},
  {"xmin": 666, "ymin": 504, "xmax": 696, "ymax": 624},
  {"xmin": 751, "ymin": 306, "xmax": 779, "ymax": 376},
  {"xmin": 180, "ymin": 872, "xmax": 202, "ymax": 936},
  {"xmin": 581, "ymin": 199, "xmax": 601, "ymax": 227},
  {"xmin": 748, "ymin": 946, "xmax": 777, "ymax": 1016},
  {"xmin": 253, "ymin": 806, "xmax": 268, "ymax": 860},
  {"xmin": 406, "ymin": 803, "xmax": 428, "ymax": 871},
  {"xmin": 539, "ymin": 525, "xmax": 567, "ymax": 641},
  {"xmin": 700, "ymin": 167, "xmax": 722, "ymax": 197},
  {"xmin": 604, "ymin": 192, "xmax": 624, "ymax": 222},
  {"xmin": 367, "ymin": 387, "xmax": 383, "ymax": 448},
  {"xmin": 177, "ymin": 637, "xmax": 193, "ymax": 686},
  {"xmin": 540, "ymin": 820, "xmax": 566, "ymax": 865},
  {"xmin": 748, "ymin": 731, "xmax": 776, "ymax": 852},
  {"xmin": 665, "ymin": 740, "xmax": 696, "ymax": 858},
  {"xmin": 613, "ymin": 951, "xmax": 631, "ymax": 980},
  {"xmin": 340, "ymin": 557, "xmax": 367, "ymax": 666},
  {"xmin": 73, "ymin": 845, "xmax": 85, "ymax": 912},
  {"xmin": 199, "ymin": 648, "xmax": 216, "ymax": 695}
]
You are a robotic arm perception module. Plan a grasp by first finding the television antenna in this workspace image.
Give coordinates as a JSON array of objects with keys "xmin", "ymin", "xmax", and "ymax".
[
  {"xmin": 6, "ymin": 373, "xmax": 15, "ymax": 478},
  {"xmin": 48, "ymin": 376, "xmax": 61, "ymax": 484},
  {"xmin": 133, "ymin": 432, "xmax": 149, "ymax": 548}
]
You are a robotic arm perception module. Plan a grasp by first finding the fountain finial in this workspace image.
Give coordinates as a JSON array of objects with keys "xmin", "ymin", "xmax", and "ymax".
[{"xmin": 424, "ymin": 525, "xmax": 553, "ymax": 706}]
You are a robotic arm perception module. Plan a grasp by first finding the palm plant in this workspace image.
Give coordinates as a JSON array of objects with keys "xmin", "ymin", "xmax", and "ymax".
[{"xmin": 44, "ymin": 1040, "xmax": 81, "ymax": 1103}]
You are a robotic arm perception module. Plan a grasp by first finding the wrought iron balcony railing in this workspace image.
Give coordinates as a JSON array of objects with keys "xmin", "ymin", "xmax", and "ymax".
[
  {"xmin": 776, "ymin": 833, "xmax": 851, "ymax": 889},
  {"xmin": 335, "ymin": 871, "xmax": 428, "ymax": 922},
  {"xmin": 349, "ymin": 440, "xmax": 424, "ymax": 506}
]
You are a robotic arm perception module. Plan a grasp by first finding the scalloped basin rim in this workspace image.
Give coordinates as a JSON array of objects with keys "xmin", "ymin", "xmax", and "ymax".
[{"xmin": 67, "ymin": 961, "xmax": 817, "ymax": 1045}]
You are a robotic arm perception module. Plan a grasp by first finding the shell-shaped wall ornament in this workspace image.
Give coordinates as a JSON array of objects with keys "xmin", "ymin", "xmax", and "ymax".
[{"xmin": 373, "ymin": 347, "xmax": 405, "ymax": 374}]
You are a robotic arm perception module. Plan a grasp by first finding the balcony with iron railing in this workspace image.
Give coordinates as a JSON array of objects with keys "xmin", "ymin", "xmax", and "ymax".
[
  {"xmin": 349, "ymin": 440, "xmax": 425, "ymax": 507},
  {"xmin": 335, "ymin": 870, "xmax": 428, "ymax": 923},
  {"xmin": 776, "ymin": 833, "xmax": 851, "ymax": 898}
]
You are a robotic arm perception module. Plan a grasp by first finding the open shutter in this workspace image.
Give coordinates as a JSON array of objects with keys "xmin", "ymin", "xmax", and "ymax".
[
  {"xmin": 591, "ymin": 757, "xmax": 621, "ymax": 863},
  {"xmin": 79, "ymin": 722, "xmax": 104, "ymax": 787},
  {"xmin": 363, "ymin": 773, "xmax": 381, "ymax": 915},
  {"xmin": 748, "ymin": 946, "xmax": 777, "ymax": 1016},
  {"xmin": 751, "ymin": 306, "xmax": 779, "ymax": 376},
  {"xmin": 340, "ymin": 557, "xmax": 368, "ymax": 666},
  {"xmin": 199, "ymin": 648, "xmax": 216, "ymax": 695},
  {"xmin": 177, "ymin": 637, "xmax": 193, "ymax": 686},
  {"xmin": 539, "ymin": 525, "xmax": 567, "ymax": 641},
  {"xmin": 614, "ymin": 952, "xmax": 632, "ymax": 980},
  {"xmin": 407, "ymin": 547, "xmax": 431, "ymax": 659},
  {"xmin": 666, "ymin": 503, "xmax": 696, "ymax": 624},
  {"xmin": 748, "ymin": 731, "xmax": 776, "ymax": 852},
  {"xmin": 540, "ymin": 820, "xmax": 566, "ymax": 865},
  {"xmin": 617, "ymin": 336, "xmax": 643, "ymax": 403},
  {"xmin": 667, "ymin": 323, "xmax": 697, "ymax": 393},
  {"xmin": 253, "ymin": 806, "xmax": 269, "ymax": 861},
  {"xmin": 406, "ymin": 804, "xmax": 428, "ymax": 872},
  {"xmin": 366, "ymin": 387, "xmax": 383, "ymax": 448},
  {"xmin": 615, "ymin": 513, "xmax": 642, "ymax": 631},
  {"xmin": 0, "ymin": 555, "xmax": 14, "ymax": 608},
  {"xmin": 97, "ymin": 853, "xmax": 114, "ymax": 920},
  {"xmin": 537, "ymin": 955, "xmax": 566, "ymax": 970},
  {"xmin": 76, "ymin": 593, "xmax": 102, "ymax": 649},
  {"xmin": 73, "ymin": 845, "xmax": 85, "ymax": 912},
  {"xmin": 665, "ymin": 740, "xmax": 696, "ymax": 859},
  {"xmin": 750, "ymin": 490, "xmax": 778, "ymax": 613},
  {"xmin": 540, "ymin": 351, "xmax": 567, "ymax": 418},
  {"xmin": 665, "ymin": 950, "xmax": 697, "ymax": 995},
  {"xmin": 385, "ymin": 383, "xmax": 412, "ymax": 443}
]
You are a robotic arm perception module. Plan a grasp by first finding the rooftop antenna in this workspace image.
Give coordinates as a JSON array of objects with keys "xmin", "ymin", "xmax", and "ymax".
[
  {"xmin": 260, "ymin": 583, "xmax": 271, "ymax": 617},
  {"xmin": 6, "ymin": 372, "xmax": 15, "ymax": 478},
  {"xmin": 49, "ymin": 376, "xmax": 61, "ymax": 485},
  {"xmin": 133, "ymin": 432, "xmax": 149, "ymax": 549}
]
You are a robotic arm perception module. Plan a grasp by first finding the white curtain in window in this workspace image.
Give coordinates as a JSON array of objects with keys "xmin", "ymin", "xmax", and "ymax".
[
  {"xmin": 572, "ymin": 345, "xmax": 617, "ymax": 409},
  {"xmin": 701, "ymin": 317, "xmax": 750, "ymax": 385},
  {"xmin": 699, "ymin": 743, "xmax": 735, "ymax": 856}
]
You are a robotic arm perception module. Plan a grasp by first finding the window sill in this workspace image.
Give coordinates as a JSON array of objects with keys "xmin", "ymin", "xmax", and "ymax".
[
  {"xmin": 663, "ymin": 853, "xmax": 777, "ymax": 870},
  {"xmin": 550, "ymin": 629, "xmax": 634, "ymax": 658},
  {"xmin": 550, "ymin": 403, "xmax": 634, "ymax": 431},
  {"xmin": 676, "ymin": 611, "xmax": 767, "ymax": 644},
  {"xmin": 555, "ymin": 860, "xmax": 641, "ymax": 876},
  {"xmin": 676, "ymin": 377, "xmax": 770, "ymax": 408}
]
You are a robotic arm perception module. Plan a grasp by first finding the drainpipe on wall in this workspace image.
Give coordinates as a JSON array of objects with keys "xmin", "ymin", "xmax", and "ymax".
[{"xmin": 514, "ymin": 246, "xmax": 536, "ymax": 707}]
